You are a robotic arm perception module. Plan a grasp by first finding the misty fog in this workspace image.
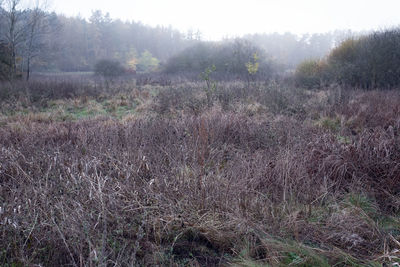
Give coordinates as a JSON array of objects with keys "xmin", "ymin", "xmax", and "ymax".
[{"xmin": 1, "ymin": 1, "xmax": 400, "ymax": 266}]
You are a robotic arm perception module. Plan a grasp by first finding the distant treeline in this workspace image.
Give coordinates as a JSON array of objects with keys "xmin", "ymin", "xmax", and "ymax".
[
  {"xmin": 164, "ymin": 40, "xmax": 276, "ymax": 81},
  {"xmin": 0, "ymin": 7, "xmax": 195, "ymax": 75},
  {"xmin": 0, "ymin": 4, "xmax": 359, "ymax": 76},
  {"xmin": 295, "ymin": 28, "xmax": 400, "ymax": 89},
  {"xmin": 2, "ymin": 4, "xmax": 399, "ymax": 90}
]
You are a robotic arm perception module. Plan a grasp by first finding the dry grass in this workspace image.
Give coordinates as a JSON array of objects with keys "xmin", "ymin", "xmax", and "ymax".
[{"xmin": 0, "ymin": 79, "xmax": 400, "ymax": 266}]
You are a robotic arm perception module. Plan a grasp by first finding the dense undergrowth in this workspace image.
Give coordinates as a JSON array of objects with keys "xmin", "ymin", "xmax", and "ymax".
[{"xmin": 0, "ymin": 78, "xmax": 399, "ymax": 266}]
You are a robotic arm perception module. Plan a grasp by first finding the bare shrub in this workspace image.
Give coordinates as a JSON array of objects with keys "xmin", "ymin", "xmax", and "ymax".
[{"xmin": 1, "ymin": 83, "xmax": 400, "ymax": 266}]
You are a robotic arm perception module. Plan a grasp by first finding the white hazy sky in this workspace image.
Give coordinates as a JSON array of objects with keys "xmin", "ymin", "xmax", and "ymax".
[{"xmin": 49, "ymin": 0, "xmax": 400, "ymax": 40}]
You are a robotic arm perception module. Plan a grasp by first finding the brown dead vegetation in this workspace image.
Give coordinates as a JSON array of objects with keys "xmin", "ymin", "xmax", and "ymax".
[{"xmin": 0, "ymin": 80, "xmax": 399, "ymax": 266}]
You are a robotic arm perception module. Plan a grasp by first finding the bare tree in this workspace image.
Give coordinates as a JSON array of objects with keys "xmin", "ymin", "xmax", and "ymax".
[
  {"xmin": 0, "ymin": 0, "xmax": 49, "ymax": 80},
  {"xmin": 1, "ymin": 0, "xmax": 24, "ymax": 79},
  {"xmin": 24, "ymin": 0, "xmax": 49, "ymax": 81}
]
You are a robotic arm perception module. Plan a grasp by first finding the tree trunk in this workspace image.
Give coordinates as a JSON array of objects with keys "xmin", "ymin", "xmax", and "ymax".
[{"xmin": 26, "ymin": 57, "xmax": 30, "ymax": 81}]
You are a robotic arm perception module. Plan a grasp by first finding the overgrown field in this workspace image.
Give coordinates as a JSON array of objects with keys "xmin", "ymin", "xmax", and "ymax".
[{"xmin": 0, "ymin": 78, "xmax": 399, "ymax": 266}]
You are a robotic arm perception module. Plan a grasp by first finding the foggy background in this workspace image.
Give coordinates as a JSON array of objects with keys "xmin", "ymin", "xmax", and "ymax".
[
  {"xmin": 52, "ymin": 0, "xmax": 400, "ymax": 40},
  {"xmin": 1, "ymin": 0, "xmax": 400, "ymax": 76}
]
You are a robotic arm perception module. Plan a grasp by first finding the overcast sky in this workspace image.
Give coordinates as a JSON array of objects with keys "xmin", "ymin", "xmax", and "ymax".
[{"xmin": 49, "ymin": 0, "xmax": 400, "ymax": 40}]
